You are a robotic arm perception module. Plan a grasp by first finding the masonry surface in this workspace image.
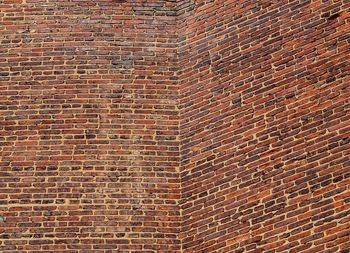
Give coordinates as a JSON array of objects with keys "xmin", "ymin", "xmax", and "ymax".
[{"xmin": 0, "ymin": 0, "xmax": 349, "ymax": 252}]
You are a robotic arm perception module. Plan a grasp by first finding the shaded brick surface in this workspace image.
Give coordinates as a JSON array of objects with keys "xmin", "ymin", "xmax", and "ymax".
[{"xmin": 0, "ymin": 0, "xmax": 180, "ymax": 252}]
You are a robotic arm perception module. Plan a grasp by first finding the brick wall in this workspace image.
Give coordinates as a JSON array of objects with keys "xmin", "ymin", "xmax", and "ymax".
[
  {"xmin": 0, "ymin": 0, "xmax": 180, "ymax": 252},
  {"xmin": 1, "ymin": 0, "xmax": 350, "ymax": 252},
  {"xmin": 178, "ymin": 0, "xmax": 350, "ymax": 252}
]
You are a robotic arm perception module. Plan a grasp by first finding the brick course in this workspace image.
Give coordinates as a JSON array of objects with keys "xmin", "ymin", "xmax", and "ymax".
[
  {"xmin": 0, "ymin": 0, "xmax": 350, "ymax": 252},
  {"xmin": 0, "ymin": 0, "xmax": 180, "ymax": 252},
  {"xmin": 178, "ymin": 0, "xmax": 350, "ymax": 252}
]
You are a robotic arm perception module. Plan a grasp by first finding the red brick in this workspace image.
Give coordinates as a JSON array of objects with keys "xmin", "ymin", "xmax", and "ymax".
[
  {"xmin": 178, "ymin": 0, "xmax": 350, "ymax": 252},
  {"xmin": 1, "ymin": 0, "xmax": 349, "ymax": 252}
]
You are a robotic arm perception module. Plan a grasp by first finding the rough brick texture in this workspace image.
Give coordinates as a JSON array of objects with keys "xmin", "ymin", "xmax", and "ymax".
[
  {"xmin": 1, "ymin": 0, "xmax": 350, "ymax": 252},
  {"xmin": 0, "ymin": 0, "xmax": 180, "ymax": 252},
  {"xmin": 178, "ymin": 0, "xmax": 350, "ymax": 253}
]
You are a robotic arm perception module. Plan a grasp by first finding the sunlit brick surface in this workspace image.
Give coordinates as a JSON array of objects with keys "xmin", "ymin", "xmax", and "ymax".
[{"xmin": 178, "ymin": 0, "xmax": 350, "ymax": 252}]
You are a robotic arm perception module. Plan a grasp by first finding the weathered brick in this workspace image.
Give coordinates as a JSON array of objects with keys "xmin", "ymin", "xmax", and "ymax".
[
  {"xmin": 0, "ymin": 0, "xmax": 180, "ymax": 251},
  {"xmin": 1, "ymin": 0, "xmax": 349, "ymax": 252},
  {"xmin": 178, "ymin": 0, "xmax": 350, "ymax": 252}
]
